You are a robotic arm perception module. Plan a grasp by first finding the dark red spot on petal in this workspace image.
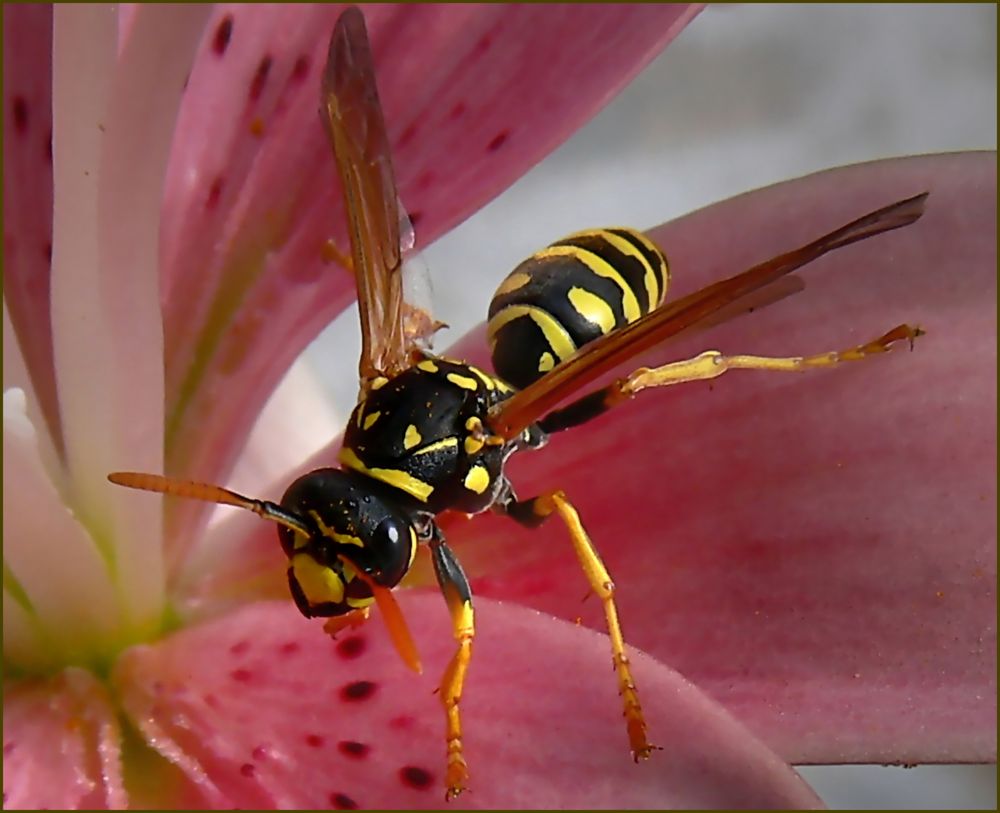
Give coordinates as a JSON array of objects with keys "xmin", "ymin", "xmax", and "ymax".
[
  {"xmin": 449, "ymin": 102, "xmax": 466, "ymax": 120},
  {"xmin": 206, "ymin": 177, "xmax": 224, "ymax": 210},
  {"xmin": 12, "ymin": 96, "xmax": 28, "ymax": 134},
  {"xmin": 213, "ymin": 16, "xmax": 234, "ymax": 56},
  {"xmin": 43, "ymin": 241, "xmax": 52, "ymax": 264},
  {"xmin": 305, "ymin": 734, "xmax": 324, "ymax": 748},
  {"xmin": 408, "ymin": 212, "xmax": 422, "ymax": 229},
  {"xmin": 249, "ymin": 56, "xmax": 272, "ymax": 102},
  {"xmin": 44, "ymin": 129, "xmax": 53, "ymax": 164},
  {"xmin": 389, "ymin": 714, "xmax": 415, "ymax": 731},
  {"xmin": 229, "ymin": 639, "xmax": 250, "ymax": 656},
  {"xmin": 329, "ymin": 792, "xmax": 358, "ymax": 810},
  {"xmin": 336, "ymin": 635, "xmax": 365, "ymax": 659},
  {"xmin": 337, "ymin": 740, "xmax": 369, "ymax": 759},
  {"xmin": 230, "ymin": 668, "xmax": 253, "ymax": 683},
  {"xmin": 400, "ymin": 765, "xmax": 433, "ymax": 790},
  {"xmin": 239, "ymin": 763, "xmax": 255, "ymax": 778},
  {"xmin": 416, "ymin": 170, "xmax": 434, "ymax": 191},
  {"xmin": 340, "ymin": 680, "xmax": 376, "ymax": 701},
  {"xmin": 3, "ymin": 742, "xmax": 15, "ymax": 756},
  {"xmin": 475, "ymin": 34, "xmax": 493, "ymax": 55},
  {"xmin": 291, "ymin": 55, "xmax": 310, "ymax": 83},
  {"xmin": 252, "ymin": 745, "xmax": 267, "ymax": 761},
  {"xmin": 203, "ymin": 693, "xmax": 220, "ymax": 708},
  {"xmin": 487, "ymin": 130, "xmax": 509, "ymax": 152},
  {"xmin": 398, "ymin": 123, "xmax": 417, "ymax": 148},
  {"xmin": 279, "ymin": 640, "xmax": 300, "ymax": 655}
]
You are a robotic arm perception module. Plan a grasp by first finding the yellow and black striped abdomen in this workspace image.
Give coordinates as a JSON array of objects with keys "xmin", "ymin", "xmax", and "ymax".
[{"xmin": 487, "ymin": 228, "xmax": 669, "ymax": 390}]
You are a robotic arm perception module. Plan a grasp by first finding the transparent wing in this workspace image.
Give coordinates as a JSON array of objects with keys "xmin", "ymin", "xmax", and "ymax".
[
  {"xmin": 322, "ymin": 8, "xmax": 435, "ymax": 391},
  {"xmin": 487, "ymin": 192, "xmax": 928, "ymax": 439}
]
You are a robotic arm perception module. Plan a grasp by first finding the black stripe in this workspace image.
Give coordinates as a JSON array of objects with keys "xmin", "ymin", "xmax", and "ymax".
[
  {"xmin": 552, "ymin": 231, "xmax": 651, "ymax": 317},
  {"xmin": 489, "ymin": 315, "xmax": 550, "ymax": 390},
  {"xmin": 490, "ymin": 254, "xmax": 627, "ymax": 337},
  {"xmin": 607, "ymin": 228, "xmax": 669, "ymax": 307}
]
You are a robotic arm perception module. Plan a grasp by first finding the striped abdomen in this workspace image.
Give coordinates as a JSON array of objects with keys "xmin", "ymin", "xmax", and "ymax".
[{"xmin": 487, "ymin": 228, "xmax": 670, "ymax": 390}]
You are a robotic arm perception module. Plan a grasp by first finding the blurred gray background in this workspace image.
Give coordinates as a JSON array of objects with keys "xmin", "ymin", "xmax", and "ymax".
[{"xmin": 299, "ymin": 5, "xmax": 996, "ymax": 807}]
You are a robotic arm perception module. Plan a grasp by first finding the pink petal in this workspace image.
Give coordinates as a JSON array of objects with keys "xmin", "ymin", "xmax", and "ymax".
[
  {"xmin": 438, "ymin": 153, "xmax": 996, "ymax": 764},
  {"xmin": 3, "ymin": 668, "xmax": 126, "ymax": 809},
  {"xmin": 2, "ymin": 5, "xmax": 59, "ymax": 451},
  {"xmin": 115, "ymin": 596, "xmax": 820, "ymax": 809},
  {"xmin": 159, "ymin": 6, "xmax": 699, "ymax": 555},
  {"xmin": 48, "ymin": 5, "xmax": 210, "ymax": 631},
  {"xmin": 3, "ymin": 389, "xmax": 120, "ymax": 670}
]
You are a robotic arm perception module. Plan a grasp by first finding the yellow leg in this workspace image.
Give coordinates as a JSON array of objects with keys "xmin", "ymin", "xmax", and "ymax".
[
  {"xmin": 322, "ymin": 607, "xmax": 370, "ymax": 637},
  {"xmin": 621, "ymin": 323, "xmax": 923, "ymax": 398},
  {"xmin": 430, "ymin": 538, "xmax": 476, "ymax": 800},
  {"xmin": 440, "ymin": 600, "xmax": 474, "ymax": 800},
  {"xmin": 538, "ymin": 324, "xmax": 923, "ymax": 434},
  {"xmin": 522, "ymin": 491, "xmax": 655, "ymax": 761}
]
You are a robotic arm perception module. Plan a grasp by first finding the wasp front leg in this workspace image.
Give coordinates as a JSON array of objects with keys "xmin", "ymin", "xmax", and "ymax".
[
  {"xmin": 428, "ymin": 530, "xmax": 476, "ymax": 800},
  {"xmin": 499, "ymin": 491, "xmax": 655, "ymax": 762}
]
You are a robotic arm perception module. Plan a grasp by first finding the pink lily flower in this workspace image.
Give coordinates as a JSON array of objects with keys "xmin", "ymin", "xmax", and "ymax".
[{"xmin": 3, "ymin": 4, "xmax": 994, "ymax": 811}]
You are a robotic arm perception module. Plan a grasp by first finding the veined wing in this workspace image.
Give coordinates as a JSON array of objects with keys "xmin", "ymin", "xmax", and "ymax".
[
  {"xmin": 487, "ymin": 192, "xmax": 928, "ymax": 438},
  {"xmin": 322, "ymin": 7, "xmax": 432, "ymax": 392}
]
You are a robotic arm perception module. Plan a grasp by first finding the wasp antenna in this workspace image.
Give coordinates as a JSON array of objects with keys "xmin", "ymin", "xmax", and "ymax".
[
  {"xmin": 107, "ymin": 471, "xmax": 310, "ymax": 537},
  {"xmin": 341, "ymin": 554, "xmax": 423, "ymax": 675}
]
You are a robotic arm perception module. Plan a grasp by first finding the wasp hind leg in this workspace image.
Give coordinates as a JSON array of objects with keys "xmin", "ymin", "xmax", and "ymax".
[
  {"xmin": 499, "ymin": 490, "xmax": 656, "ymax": 762},
  {"xmin": 428, "ymin": 529, "xmax": 476, "ymax": 800},
  {"xmin": 539, "ymin": 323, "xmax": 923, "ymax": 434}
]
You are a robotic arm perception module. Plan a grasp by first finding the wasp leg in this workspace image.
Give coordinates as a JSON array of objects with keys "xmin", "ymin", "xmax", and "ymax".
[
  {"xmin": 499, "ymin": 490, "xmax": 655, "ymax": 762},
  {"xmin": 539, "ymin": 323, "xmax": 923, "ymax": 434},
  {"xmin": 322, "ymin": 607, "xmax": 370, "ymax": 637},
  {"xmin": 429, "ymin": 532, "xmax": 475, "ymax": 801},
  {"xmin": 321, "ymin": 237, "xmax": 355, "ymax": 275}
]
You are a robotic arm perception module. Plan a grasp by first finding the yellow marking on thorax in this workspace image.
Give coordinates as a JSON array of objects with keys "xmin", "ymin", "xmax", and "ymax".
[
  {"xmin": 535, "ymin": 244, "xmax": 640, "ymax": 322},
  {"xmin": 404, "ymin": 424, "xmax": 422, "ymax": 450},
  {"xmin": 446, "ymin": 372, "xmax": 480, "ymax": 391},
  {"xmin": 487, "ymin": 304, "xmax": 577, "ymax": 363},
  {"xmin": 494, "ymin": 270, "xmax": 532, "ymax": 297},
  {"xmin": 463, "ymin": 465, "xmax": 491, "ymax": 495},
  {"xmin": 567, "ymin": 286, "xmax": 616, "ymax": 334},
  {"xmin": 339, "ymin": 447, "xmax": 434, "ymax": 502},
  {"xmin": 417, "ymin": 359, "xmax": 439, "ymax": 373},
  {"xmin": 371, "ymin": 376, "xmax": 389, "ymax": 390},
  {"xmin": 363, "ymin": 411, "xmax": 381, "ymax": 430},
  {"xmin": 291, "ymin": 553, "xmax": 345, "ymax": 605},
  {"xmin": 464, "ymin": 436, "xmax": 484, "ymax": 455},
  {"xmin": 412, "ymin": 437, "xmax": 459, "ymax": 456},
  {"xmin": 467, "ymin": 366, "xmax": 496, "ymax": 390},
  {"xmin": 538, "ymin": 351, "xmax": 555, "ymax": 373}
]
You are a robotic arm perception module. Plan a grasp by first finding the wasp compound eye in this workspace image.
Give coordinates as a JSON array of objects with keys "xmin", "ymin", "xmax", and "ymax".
[{"xmin": 277, "ymin": 468, "xmax": 418, "ymax": 618}]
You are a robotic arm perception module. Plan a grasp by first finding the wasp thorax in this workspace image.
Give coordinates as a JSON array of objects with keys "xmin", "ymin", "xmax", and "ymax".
[{"xmin": 278, "ymin": 468, "xmax": 418, "ymax": 619}]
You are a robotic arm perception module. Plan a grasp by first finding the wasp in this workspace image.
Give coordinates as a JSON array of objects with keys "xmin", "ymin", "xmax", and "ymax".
[{"xmin": 110, "ymin": 6, "xmax": 927, "ymax": 801}]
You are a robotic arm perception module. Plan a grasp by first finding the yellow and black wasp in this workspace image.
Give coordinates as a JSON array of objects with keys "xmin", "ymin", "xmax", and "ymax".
[{"xmin": 110, "ymin": 6, "xmax": 927, "ymax": 801}]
